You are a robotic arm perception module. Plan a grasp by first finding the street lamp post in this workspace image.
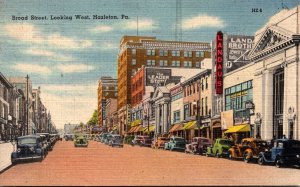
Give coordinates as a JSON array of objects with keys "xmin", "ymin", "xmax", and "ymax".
[
  {"xmin": 196, "ymin": 81, "xmax": 202, "ymax": 137},
  {"xmin": 26, "ymin": 75, "xmax": 29, "ymax": 135}
]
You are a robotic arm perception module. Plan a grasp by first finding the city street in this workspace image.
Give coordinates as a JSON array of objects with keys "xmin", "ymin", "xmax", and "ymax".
[{"xmin": 0, "ymin": 140, "xmax": 300, "ymax": 186}]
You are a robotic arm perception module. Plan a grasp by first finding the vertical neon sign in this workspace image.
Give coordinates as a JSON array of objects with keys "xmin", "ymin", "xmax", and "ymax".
[{"xmin": 215, "ymin": 31, "xmax": 223, "ymax": 94}]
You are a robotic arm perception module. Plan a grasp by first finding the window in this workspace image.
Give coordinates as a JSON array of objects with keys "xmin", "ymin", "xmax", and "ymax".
[
  {"xmin": 201, "ymin": 79, "xmax": 204, "ymax": 90},
  {"xmin": 173, "ymin": 110, "xmax": 180, "ymax": 123},
  {"xmin": 195, "ymin": 51, "xmax": 204, "ymax": 57},
  {"xmin": 183, "ymin": 61, "xmax": 192, "ymax": 68},
  {"xmin": 205, "ymin": 97, "xmax": 208, "ymax": 115},
  {"xmin": 171, "ymin": 61, "xmax": 180, "ymax": 67},
  {"xmin": 159, "ymin": 60, "xmax": 168, "ymax": 67},
  {"xmin": 132, "ymin": 49, "xmax": 136, "ymax": 56},
  {"xmin": 159, "ymin": 50, "xmax": 168, "ymax": 56},
  {"xmin": 147, "ymin": 49, "xmax": 155, "ymax": 56},
  {"xmin": 201, "ymin": 98, "xmax": 204, "ymax": 116},
  {"xmin": 147, "ymin": 60, "xmax": 155, "ymax": 66},
  {"xmin": 132, "ymin": 59, "xmax": 136, "ymax": 65},
  {"xmin": 172, "ymin": 50, "xmax": 180, "ymax": 57},
  {"xmin": 195, "ymin": 62, "xmax": 201, "ymax": 68},
  {"xmin": 184, "ymin": 51, "xmax": 192, "ymax": 57},
  {"xmin": 205, "ymin": 77, "xmax": 208, "ymax": 89},
  {"xmin": 184, "ymin": 104, "xmax": 189, "ymax": 120}
]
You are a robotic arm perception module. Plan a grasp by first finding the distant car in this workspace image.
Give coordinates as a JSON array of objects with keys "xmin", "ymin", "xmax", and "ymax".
[
  {"xmin": 185, "ymin": 137, "xmax": 212, "ymax": 155},
  {"xmin": 64, "ymin": 134, "xmax": 74, "ymax": 141},
  {"xmin": 100, "ymin": 133, "xmax": 108, "ymax": 143},
  {"xmin": 104, "ymin": 134, "xmax": 113, "ymax": 145},
  {"xmin": 108, "ymin": 134, "xmax": 124, "ymax": 147},
  {"xmin": 74, "ymin": 134, "xmax": 88, "ymax": 147},
  {"xmin": 257, "ymin": 139, "xmax": 300, "ymax": 168},
  {"xmin": 152, "ymin": 137, "xmax": 170, "ymax": 149},
  {"xmin": 11, "ymin": 135, "xmax": 46, "ymax": 164},
  {"xmin": 132, "ymin": 136, "xmax": 152, "ymax": 147},
  {"xmin": 206, "ymin": 138, "xmax": 234, "ymax": 158},
  {"xmin": 36, "ymin": 133, "xmax": 52, "ymax": 151},
  {"xmin": 228, "ymin": 138, "xmax": 269, "ymax": 162},
  {"xmin": 164, "ymin": 136, "xmax": 186, "ymax": 151}
]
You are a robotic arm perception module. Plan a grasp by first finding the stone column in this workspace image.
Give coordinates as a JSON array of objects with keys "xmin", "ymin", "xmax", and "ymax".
[
  {"xmin": 163, "ymin": 103, "xmax": 168, "ymax": 133},
  {"xmin": 263, "ymin": 70, "xmax": 273, "ymax": 140}
]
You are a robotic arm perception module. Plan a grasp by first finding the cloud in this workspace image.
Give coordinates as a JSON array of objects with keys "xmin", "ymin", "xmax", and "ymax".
[
  {"xmin": 40, "ymin": 83, "xmax": 98, "ymax": 129},
  {"xmin": 56, "ymin": 64, "xmax": 95, "ymax": 73},
  {"xmin": 100, "ymin": 41, "xmax": 118, "ymax": 51},
  {"xmin": 89, "ymin": 25, "xmax": 113, "ymax": 33},
  {"xmin": 5, "ymin": 23, "xmax": 93, "ymax": 50},
  {"xmin": 123, "ymin": 19, "xmax": 156, "ymax": 30},
  {"xmin": 182, "ymin": 14, "xmax": 225, "ymax": 30},
  {"xmin": 24, "ymin": 48, "xmax": 74, "ymax": 61},
  {"xmin": 13, "ymin": 63, "xmax": 52, "ymax": 74}
]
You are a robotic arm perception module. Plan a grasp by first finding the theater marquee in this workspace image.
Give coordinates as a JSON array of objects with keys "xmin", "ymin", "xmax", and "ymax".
[{"xmin": 215, "ymin": 31, "xmax": 223, "ymax": 95}]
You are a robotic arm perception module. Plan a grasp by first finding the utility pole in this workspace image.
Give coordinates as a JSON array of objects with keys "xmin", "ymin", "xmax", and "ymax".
[{"xmin": 26, "ymin": 75, "xmax": 29, "ymax": 135}]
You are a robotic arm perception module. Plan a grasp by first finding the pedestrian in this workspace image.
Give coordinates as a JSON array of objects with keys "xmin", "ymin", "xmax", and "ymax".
[{"xmin": 282, "ymin": 134, "xmax": 287, "ymax": 139}]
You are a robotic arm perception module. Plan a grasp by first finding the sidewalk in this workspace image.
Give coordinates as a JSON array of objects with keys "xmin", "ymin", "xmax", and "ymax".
[{"xmin": 0, "ymin": 142, "xmax": 14, "ymax": 172}]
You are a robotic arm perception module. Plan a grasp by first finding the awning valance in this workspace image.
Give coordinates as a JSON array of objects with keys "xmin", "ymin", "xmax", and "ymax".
[
  {"xmin": 224, "ymin": 124, "xmax": 250, "ymax": 134},
  {"xmin": 183, "ymin": 121, "xmax": 197, "ymax": 130},
  {"xmin": 169, "ymin": 124, "xmax": 183, "ymax": 132},
  {"xmin": 130, "ymin": 119, "xmax": 142, "ymax": 127},
  {"xmin": 133, "ymin": 125, "xmax": 143, "ymax": 132},
  {"xmin": 143, "ymin": 125, "xmax": 155, "ymax": 133}
]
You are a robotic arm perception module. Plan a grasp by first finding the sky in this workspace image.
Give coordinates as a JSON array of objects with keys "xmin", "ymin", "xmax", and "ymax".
[{"xmin": 0, "ymin": 0, "xmax": 299, "ymax": 129}]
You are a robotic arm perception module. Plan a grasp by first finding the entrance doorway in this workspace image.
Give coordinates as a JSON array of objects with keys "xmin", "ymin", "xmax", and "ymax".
[{"xmin": 273, "ymin": 69, "xmax": 284, "ymax": 139}]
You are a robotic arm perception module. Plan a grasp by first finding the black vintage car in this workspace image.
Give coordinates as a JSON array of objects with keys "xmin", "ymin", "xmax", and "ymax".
[
  {"xmin": 258, "ymin": 139, "xmax": 300, "ymax": 168},
  {"xmin": 11, "ymin": 135, "xmax": 46, "ymax": 164},
  {"xmin": 36, "ymin": 133, "xmax": 52, "ymax": 151},
  {"xmin": 108, "ymin": 134, "xmax": 124, "ymax": 147}
]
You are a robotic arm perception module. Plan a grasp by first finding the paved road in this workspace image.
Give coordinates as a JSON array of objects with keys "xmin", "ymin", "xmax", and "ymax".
[{"xmin": 0, "ymin": 140, "xmax": 300, "ymax": 186}]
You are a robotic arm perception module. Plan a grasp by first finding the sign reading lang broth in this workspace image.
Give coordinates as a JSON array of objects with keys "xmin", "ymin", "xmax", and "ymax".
[{"xmin": 226, "ymin": 35, "xmax": 254, "ymax": 73}]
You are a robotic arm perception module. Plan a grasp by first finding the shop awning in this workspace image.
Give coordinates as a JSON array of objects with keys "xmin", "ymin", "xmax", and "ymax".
[
  {"xmin": 127, "ymin": 126, "xmax": 137, "ymax": 133},
  {"xmin": 183, "ymin": 121, "xmax": 197, "ymax": 130},
  {"xmin": 134, "ymin": 125, "xmax": 143, "ymax": 132},
  {"xmin": 224, "ymin": 124, "xmax": 250, "ymax": 134},
  {"xmin": 112, "ymin": 125, "xmax": 118, "ymax": 130},
  {"xmin": 143, "ymin": 125, "xmax": 155, "ymax": 133},
  {"xmin": 130, "ymin": 119, "xmax": 142, "ymax": 127},
  {"xmin": 169, "ymin": 124, "xmax": 183, "ymax": 132}
]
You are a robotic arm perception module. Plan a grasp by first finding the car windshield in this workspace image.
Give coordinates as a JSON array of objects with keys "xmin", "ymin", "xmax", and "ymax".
[
  {"xmin": 219, "ymin": 140, "xmax": 234, "ymax": 146},
  {"xmin": 114, "ymin": 136, "xmax": 121, "ymax": 139},
  {"xmin": 201, "ymin": 139, "xmax": 209, "ymax": 143},
  {"xmin": 174, "ymin": 138, "xmax": 185, "ymax": 142},
  {"xmin": 18, "ymin": 137, "xmax": 36, "ymax": 145},
  {"xmin": 256, "ymin": 141, "xmax": 268, "ymax": 147},
  {"xmin": 287, "ymin": 141, "xmax": 300, "ymax": 149},
  {"xmin": 160, "ymin": 138, "xmax": 169, "ymax": 141}
]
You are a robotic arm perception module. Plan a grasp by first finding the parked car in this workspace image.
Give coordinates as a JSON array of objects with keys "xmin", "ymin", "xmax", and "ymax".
[
  {"xmin": 228, "ymin": 138, "xmax": 269, "ymax": 162},
  {"xmin": 100, "ymin": 133, "xmax": 108, "ymax": 143},
  {"xmin": 132, "ymin": 135, "xmax": 152, "ymax": 147},
  {"xmin": 164, "ymin": 136, "xmax": 186, "ymax": 151},
  {"xmin": 64, "ymin": 134, "xmax": 74, "ymax": 141},
  {"xmin": 185, "ymin": 137, "xmax": 212, "ymax": 155},
  {"xmin": 108, "ymin": 134, "xmax": 124, "ymax": 147},
  {"xmin": 11, "ymin": 135, "xmax": 46, "ymax": 164},
  {"xmin": 206, "ymin": 138, "xmax": 234, "ymax": 158},
  {"xmin": 257, "ymin": 139, "xmax": 300, "ymax": 168},
  {"xmin": 152, "ymin": 137, "xmax": 170, "ymax": 149},
  {"xmin": 74, "ymin": 134, "xmax": 88, "ymax": 147},
  {"xmin": 104, "ymin": 134, "xmax": 113, "ymax": 145},
  {"xmin": 36, "ymin": 133, "xmax": 52, "ymax": 151}
]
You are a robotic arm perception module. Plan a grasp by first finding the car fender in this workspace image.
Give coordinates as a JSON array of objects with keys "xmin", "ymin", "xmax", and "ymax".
[
  {"xmin": 244, "ymin": 149, "xmax": 253, "ymax": 157},
  {"xmin": 228, "ymin": 148, "xmax": 235, "ymax": 157},
  {"xmin": 11, "ymin": 152, "xmax": 18, "ymax": 158}
]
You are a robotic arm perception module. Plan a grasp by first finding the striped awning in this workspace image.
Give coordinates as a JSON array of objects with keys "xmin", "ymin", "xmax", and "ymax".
[
  {"xmin": 143, "ymin": 125, "xmax": 155, "ymax": 133},
  {"xmin": 183, "ymin": 121, "xmax": 197, "ymax": 130},
  {"xmin": 169, "ymin": 124, "xmax": 183, "ymax": 132}
]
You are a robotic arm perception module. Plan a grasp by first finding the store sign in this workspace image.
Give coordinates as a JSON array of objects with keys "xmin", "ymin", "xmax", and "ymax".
[
  {"xmin": 226, "ymin": 35, "xmax": 254, "ymax": 73},
  {"xmin": 221, "ymin": 110, "xmax": 233, "ymax": 130},
  {"xmin": 245, "ymin": 100, "xmax": 255, "ymax": 109},
  {"xmin": 146, "ymin": 68, "xmax": 181, "ymax": 87},
  {"xmin": 170, "ymin": 85, "xmax": 182, "ymax": 95},
  {"xmin": 230, "ymin": 90, "xmax": 247, "ymax": 99},
  {"xmin": 215, "ymin": 31, "xmax": 223, "ymax": 94}
]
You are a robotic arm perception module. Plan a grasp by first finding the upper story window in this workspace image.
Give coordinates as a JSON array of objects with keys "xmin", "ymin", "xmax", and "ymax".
[
  {"xmin": 132, "ymin": 49, "xmax": 136, "ymax": 56},
  {"xmin": 147, "ymin": 49, "xmax": 155, "ymax": 56},
  {"xmin": 184, "ymin": 51, "xmax": 192, "ymax": 57},
  {"xmin": 205, "ymin": 77, "xmax": 208, "ymax": 89},
  {"xmin": 183, "ymin": 61, "xmax": 192, "ymax": 68},
  {"xmin": 172, "ymin": 50, "xmax": 180, "ymax": 57},
  {"xmin": 132, "ymin": 59, "xmax": 136, "ymax": 65},
  {"xmin": 147, "ymin": 59, "xmax": 155, "ymax": 66},
  {"xmin": 171, "ymin": 61, "xmax": 180, "ymax": 67},
  {"xmin": 195, "ymin": 62, "xmax": 201, "ymax": 68},
  {"xmin": 159, "ymin": 60, "xmax": 168, "ymax": 67},
  {"xmin": 159, "ymin": 50, "xmax": 168, "ymax": 56},
  {"xmin": 195, "ymin": 51, "xmax": 205, "ymax": 57}
]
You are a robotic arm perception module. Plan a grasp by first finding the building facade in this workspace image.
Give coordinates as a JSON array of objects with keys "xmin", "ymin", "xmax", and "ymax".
[
  {"xmin": 97, "ymin": 76, "xmax": 118, "ymax": 130},
  {"xmin": 117, "ymin": 36, "xmax": 211, "ymax": 135}
]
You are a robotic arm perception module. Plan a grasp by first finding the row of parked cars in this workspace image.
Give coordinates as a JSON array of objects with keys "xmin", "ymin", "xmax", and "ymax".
[
  {"xmin": 11, "ymin": 133, "xmax": 62, "ymax": 164},
  {"xmin": 95, "ymin": 133, "xmax": 124, "ymax": 147},
  {"xmin": 151, "ymin": 136, "xmax": 300, "ymax": 168}
]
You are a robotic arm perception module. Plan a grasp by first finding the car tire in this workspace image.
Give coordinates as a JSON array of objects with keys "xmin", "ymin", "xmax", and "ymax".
[
  {"xmin": 243, "ymin": 152, "xmax": 251, "ymax": 163},
  {"xmin": 275, "ymin": 158, "xmax": 282, "ymax": 168},
  {"xmin": 216, "ymin": 151, "xmax": 220, "ymax": 158},
  {"xmin": 258, "ymin": 156, "xmax": 264, "ymax": 165},
  {"xmin": 228, "ymin": 152, "xmax": 234, "ymax": 160}
]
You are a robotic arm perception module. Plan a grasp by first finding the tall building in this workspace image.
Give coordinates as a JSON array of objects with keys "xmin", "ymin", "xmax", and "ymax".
[
  {"xmin": 8, "ymin": 76, "xmax": 35, "ymax": 135},
  {"xmin": 97, "ymin": 76, "xmax": 118, "ymax": 130},
  {"xmin": 117, "ymin": 35, "xmax": 211, "ymax": 135}
]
